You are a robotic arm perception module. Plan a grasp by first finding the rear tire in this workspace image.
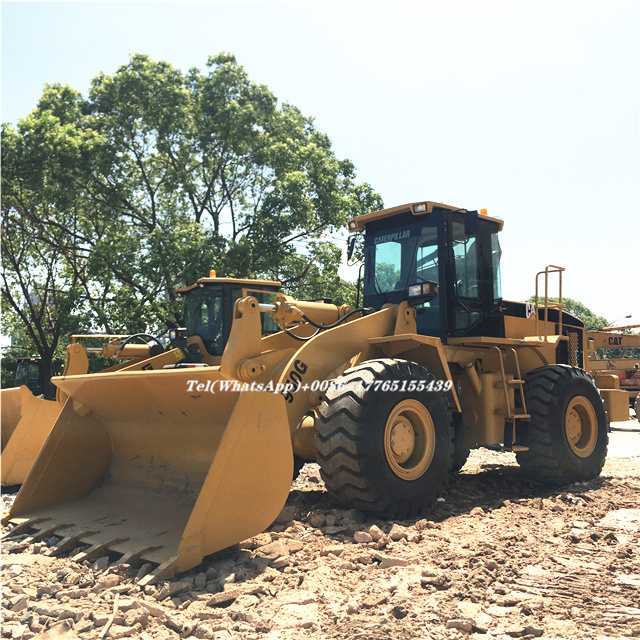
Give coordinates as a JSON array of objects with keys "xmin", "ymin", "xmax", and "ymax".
[
  {"xmin": 516, "ymin": 365, "xmax": 608, "ymax": 483},
  {"xmin": 316, "ymin": 358, "xmax": 453, "ymax": 519}
]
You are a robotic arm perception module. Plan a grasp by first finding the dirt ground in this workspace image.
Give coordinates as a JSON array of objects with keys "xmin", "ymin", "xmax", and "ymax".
[{"xmin": 2, "ymin": 422, "xmax": 639, "ymax": 640}]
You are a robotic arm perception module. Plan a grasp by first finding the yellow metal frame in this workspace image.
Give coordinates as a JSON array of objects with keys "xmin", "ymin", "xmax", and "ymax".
[
  {"xmin": 348, "ymin": 201, "xmax": 504, "ymax": 232},
  {"xmin": 534, "ymin": 265, "xmax": 565, "ymax": 340},
  {"xmin": 176, "ymin": 276, "xmax": 281, "ymax": 294}
]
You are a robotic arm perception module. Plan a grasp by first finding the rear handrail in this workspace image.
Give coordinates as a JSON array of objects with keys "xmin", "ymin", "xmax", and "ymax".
[
  {"xmin": 71, "ymin": 335, "xmax": 138, "ymax": 355},
  {"xmin": 534, "ymin": 265, "xmax": 565, "ymax": 340},
  {"xmin": 71, "ymin": 334, "xmax": 131, "ymax": 342}
]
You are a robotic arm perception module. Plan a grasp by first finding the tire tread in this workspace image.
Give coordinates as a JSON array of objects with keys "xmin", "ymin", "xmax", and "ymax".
[
  {"xmin": 516, "ymin": 365, "xmax": 607, "ymax": 483},
  {"xmin": 317, "ymin": 358, "xmax": 453, "ymax": 518}
]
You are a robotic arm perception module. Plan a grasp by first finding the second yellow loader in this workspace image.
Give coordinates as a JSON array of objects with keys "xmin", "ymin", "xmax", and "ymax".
[
  {"xmin": 1, "ymin": 336, "xmax": 164, "ymax": 486},
  {"xmin": 0, "ymin": 277, "xmax": 281, "ymax": 487}
]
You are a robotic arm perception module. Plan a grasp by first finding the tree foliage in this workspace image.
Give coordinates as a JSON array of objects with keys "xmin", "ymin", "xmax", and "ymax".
[
  {"xmin": 1, "ymin": 54, "xmax": 382, "ymax": 386},
  {"xmin": 525, "ymin": 297, "xmax": 639, "ymax": 359},
  {"xmin": 527, "ymin": 296, "xmax": 609, "ymax": 330}
]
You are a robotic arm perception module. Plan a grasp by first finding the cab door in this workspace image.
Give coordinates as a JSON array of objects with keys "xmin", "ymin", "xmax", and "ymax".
[{"xmin": 446, "ymin": 214, "xmax": 488, "ymax": 338}]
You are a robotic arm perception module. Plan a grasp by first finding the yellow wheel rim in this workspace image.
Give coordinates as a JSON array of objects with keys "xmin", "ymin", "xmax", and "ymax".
[
  {"xmin": 384, "ymin": 399, "xmax": 435, "ymax": 480},
  {"xmin": 565, "ymin": 396, "xmax": 598, "ymax": 458}
]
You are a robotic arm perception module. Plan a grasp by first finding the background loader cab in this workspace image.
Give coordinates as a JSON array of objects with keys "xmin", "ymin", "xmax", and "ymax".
[
  {"xmin": 13, "ymin": 356, "xmax": 62, "ymax": 400},
  {"xmin": 175, "ymin": 275, "xmax": 281, "ymax": 362}
]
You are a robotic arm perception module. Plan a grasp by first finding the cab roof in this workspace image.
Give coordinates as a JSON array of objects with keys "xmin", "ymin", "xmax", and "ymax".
[
  {"xmin": 348, "ymin": 201, "xmax": 504, "ymax": 232},
  {"xmin": 176, "ymin": 277, "xmax": 281, "ymax": 294}
]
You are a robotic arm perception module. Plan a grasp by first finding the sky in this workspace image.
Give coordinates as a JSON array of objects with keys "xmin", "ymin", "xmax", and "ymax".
[{"xmin": 2, "ymin": 0, "xmax": 639, "ymax": 326}]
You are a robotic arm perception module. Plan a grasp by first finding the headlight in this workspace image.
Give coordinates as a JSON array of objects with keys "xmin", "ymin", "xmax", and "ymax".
[{"xmin": 407, "ymin": 282, "xmax": 438, "ymax": 305}]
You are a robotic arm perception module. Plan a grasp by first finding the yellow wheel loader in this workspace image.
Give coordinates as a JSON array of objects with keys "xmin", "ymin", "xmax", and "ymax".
[
  {"xmin": 0, "ymin": 277, "xmax": 281, "ymax": 486},
  {"xmin": 5, "ymin": 201, "xmax": 609, "ymax": 584},
  {"xmin": 1, "ymin": 357, "xmax": 62, "ymax": 451},
  {"xmin": 1, "ymin": 388, "xmax": 22, "ymax": 451},
  {"xmin": 586, "ymin": 324, "xmax": 640, "ymax": 421},
  {"xmin": 0, "ymin": 335, "xmax": 165, "ymax": 486}
]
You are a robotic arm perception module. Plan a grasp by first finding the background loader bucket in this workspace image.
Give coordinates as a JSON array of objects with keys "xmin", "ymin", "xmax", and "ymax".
[
  {"xmin": 1, "ymin": 387, "xmax": 61, "ymax": 485},
  {"xmin": 1, "ymin": 387, "xmax": 23, "ymax": 451},
  {"xmin": 8, "ymin": 369, "xmax": 293, "ymax": 582}
]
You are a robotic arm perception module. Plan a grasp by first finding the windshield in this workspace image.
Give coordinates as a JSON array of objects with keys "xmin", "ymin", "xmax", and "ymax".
[
  {"xmin": 15, "ymin": 360, "xmax": 41, "ymax": 387},
  {"xmin": 184, "ymin": 286, "xmax": 226, "ymax": 356},
  {"xmin": 366, "ymin": 223, "xmax": 439, "ymax": 296},
  {"xmin": 364, "ymin": 221, "xmax": 442, "ymax": 334}
]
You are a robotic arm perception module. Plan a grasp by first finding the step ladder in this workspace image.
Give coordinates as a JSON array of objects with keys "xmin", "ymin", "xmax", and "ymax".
[{"xmin": 494, "ymin": 346, "xmax": 529, "ymax": 451}]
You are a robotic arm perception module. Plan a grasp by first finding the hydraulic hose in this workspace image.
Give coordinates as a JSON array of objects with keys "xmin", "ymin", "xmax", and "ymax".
[
  {"xmin": 294, "ymin": 307, "xmax": 373, "ymax": 330},
  {"xmin": 281, "ymin": 307, "xmax": 373, "ymax": 342}
]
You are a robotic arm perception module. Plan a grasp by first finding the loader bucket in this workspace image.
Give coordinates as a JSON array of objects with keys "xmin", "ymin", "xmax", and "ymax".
[
  {"xmin": 1, "ymin": 387, "xmax": 61, "ymax": 485},
  {"xmin": 1, "ymin": 387, "xmax": 23, "ymax": 451},
  {"xmin": 8, "ymin": 368, "xmax": 293, "ymax": 582}
]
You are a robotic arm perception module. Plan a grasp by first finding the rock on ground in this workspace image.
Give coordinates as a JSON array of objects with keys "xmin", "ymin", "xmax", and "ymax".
[{"xmin": 2, "ymin": 450, "xmax": 640, "ymax": 639}]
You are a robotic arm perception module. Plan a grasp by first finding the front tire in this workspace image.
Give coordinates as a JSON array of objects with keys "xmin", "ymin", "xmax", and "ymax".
[
  {"xmin": 516, "ymin": 365, "xmax": 608, "ymax": 483},
  {"xmin": 316, "ymin": 358, "xmax": 453, "ymax": 519}
]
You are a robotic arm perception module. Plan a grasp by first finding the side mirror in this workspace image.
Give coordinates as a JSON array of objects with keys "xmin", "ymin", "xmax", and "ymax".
[
  {"xmin": 465, "ymin": 210, "xmax": 479, "ymax": 236},
  {"xmin": 347, "ymin": 236, "xmax": 356, "ymax": 261}
]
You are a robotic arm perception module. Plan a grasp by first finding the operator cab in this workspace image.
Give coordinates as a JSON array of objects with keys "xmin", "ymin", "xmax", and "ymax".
[
  {"xmin": 352, "ymin": 201, "xmax": 504, "ymax": 343},
  {"xmin": 177, "ymin": 276, "xmax": 281, "ymax": 357},
  {"xmin": 14, "ymin": 357, "xmax": 61, "ymax": 399}
]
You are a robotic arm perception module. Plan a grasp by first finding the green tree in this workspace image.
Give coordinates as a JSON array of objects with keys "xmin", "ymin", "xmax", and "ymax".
[
  {"xmin": 81, "ymin": 54, "xmax": 381, "ymax": 298},
  {"xmin": 1, "ymin": 53, "xmax": 382, "ymax": 388},
  {"xmin": 527, "ymin": 296, "xmax": 609, "ymax": 330},
  {"xmin": 1, "ymin": 101, "xmax": 99, "ymax": 393},
  {"xmin": 526, "ymin": 296, "xmax": 639, "ymax": 359}
]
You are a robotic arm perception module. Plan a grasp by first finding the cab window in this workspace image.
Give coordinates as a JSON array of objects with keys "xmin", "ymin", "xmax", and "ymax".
[
  {"xmin": 184, "ymin": 287, "xmax": 225, "ymax": 355},
  {"xmin": 452, "ymin": 220, "xmax": 480, "ymax": 300},
  {"xmin": 374, "ymin": 240, "xmax": 403, "ymax": 292}
]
